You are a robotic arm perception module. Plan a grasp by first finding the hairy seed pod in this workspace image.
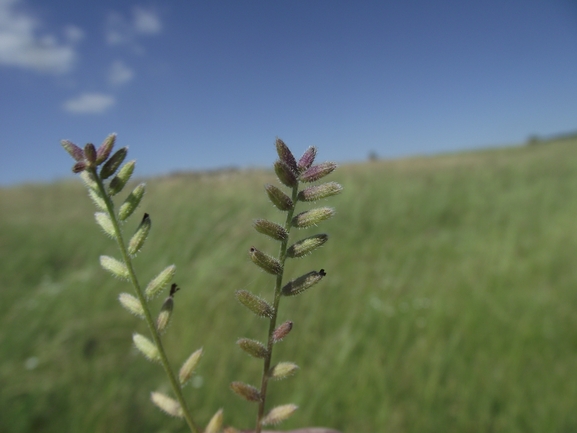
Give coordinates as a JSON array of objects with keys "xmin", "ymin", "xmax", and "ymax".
[
  {"xmin": 298, "ymin": 182, "xmax": 343, "ymax": 202},
  {"xmin": 156, "ymin": 296, "xmax": 173, "ymax": 334},
  {"xmin": 179, "ymin": 348, "xmax": 203, "ymax": 385},
  {"xmin": 298, "ymin": 146, "xmax": 317, "ymax": 172},
  {"xmin": 95, "ymin": 133, "xmax": 116, "ymax": 165},
  {"xmin": 237, "ymin": 338, "xmax": 268, "ymax": 358},
  {"xmin": 235, "ymin": 290, "xmax": 274, "ymax": 318},
  {"xmin": 274, "ymin": 160, "xmax": 298, "ymax": 187},
  {"xmin": 100, "ymin": 147, "xmax": 127, "ymax": 179},
  {"xmin": 262, "ymin": 404, "xmax": 298, "ymax": 426},
  {"xmin": 95, "ymin": 212, "xmax": 116, "ymax": 238},
  {"xmin": 253, "ymin": 219, "xmax": 288, "ymax": 241},
  {"xmin": 205, "ymin": 409, "xmax": 224, "ymax": 433},
  {"xmin": 109, "ymin": 160, "xmax": 135, "ymax": 196},
  {"xmin": 282, "ymin": 269, "xmax": 326, "ymax": 296},
  {"xmin": 272, "ymin": 320, "xmax": 293, "ymax": 342},
  {"xmin": 145, "ymin": 265, "xmax": 176, "ymax": 299},
  {"xmin": 269, "ymin": 362, "xmax": 299, "ymax": 380},
  {"xmin": 118, "ymin": 293, "xmax": 145, "ymax": 318},
  {"xmin": 88, "ymin": 189, "xmax": 107, "ymax": 211},
  {"xmin": 299, "ymin": 162, "xmax": 337, "ymax": 183},
  {"xmin": 100, "ymin": 255, "xmax": 129, "ymax": 280},
  {"xmin": 84, "ymin": 143, "xmax": 96, "ymax": 164},
  {"xmin": 150, "ymin": 392, "xmax": 184, "ymax": 418},
  {"xmin": 249, "ymin": 247, "xmax": 283, "ymax": 275},
  {"xmin": 292, "ymin": 207, "xmax": 335, "ymax": 228},
  {"xmin": 118, "ymin": 183, "xmax": 145, "ymax": 221},
  {"xmin": 80, "ymin": 170, "xmax": 99, "ymax": 191},
  {"xmin": 275, "ymin": 138, "xmax": 298, "ymax": 172},
  {"xmin": 230, "ymin": 382, "xmax": 261, "ymax": 402},
  {"xmin": 61, "ymin": 140, "xmax": 85, "ymax": 161},
  {"xmin": 286, "ymin": 234, "xmax": 328, "ymax": 258},
  {"xmin": 128, "ymin": 213, "xmax": 151, "ymax": 256},
  {"xmin": 133, "ymin": 333, "xmax": 160, "ymax": 362},
  {"xmin": 265, "ymin": 184, "xmax": 293, "ymax": 211}
]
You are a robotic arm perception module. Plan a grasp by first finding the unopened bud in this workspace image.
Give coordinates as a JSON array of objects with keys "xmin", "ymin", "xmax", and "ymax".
[
  {"xmin": 261, "ymin": 404, "xmax": 298, "ymax": 426},
  {"xmin": 156, "ymin": 296, "xmax": 174, "ymax": 334},
  {"xmin": 286, "ymin": 234, "xmax": 328, "ymax": 258},
  {"xmin": 100, "ymin": 147, "xmax": 127, "ymax": 179},
  {"xmin": 128, "ymin": 213, "xmax": 151, "ymax": 256},
  {"xmin": 179, "ymin": 348, "xmax": 203, "ymax": 385},
  {"xmin": 298, "ymin": 146, "xmax": 317, "ymax": 172},
  {"xmin": 274, "ymin": 160, "xmax": 298, "ymax": 187},
  {"xmin": 109, "ymin": 160, "xmax": 135, "ymax": 196},
  {"xmin": 151, "ymin": 392, "xmax": 183, "ymax": 418},
  {"xmin": 72, "ymin": 161, "xmax": 87, "ymax": 173},
  {"xmin": 275, "ymin": 138, "xmax": 298, "ymax": 172},
  {"xmin": 133, "ymin": 333, "xmax": 160, "ymax": 362},
  {"xmin": 80, "ymin": 170, "xmax": 99, "ymax": 191},
  {"xmin": 100, "ymin": 255, "xmax": 129, "ymax": 280},
  {"xmin": 237, "ymin": 338, "xmax": 268, "ymax": 358},
  {"xmin": 205, "ymin": 408, "xmax": 224, "ymax": 433},
  {"xmin": 269, "ymin": 362, "xmax": 299, "ymax": 380},
  {"xmin": 253, "ymin": 219, "xmax": 288, "ymax": 241},
  {"xmin": 230, "ymin": 381, "xmax": 261, "ymax": 402},
  {"xmin": 95, "ymin": 133, "xmax": 116, "ymax": 165},
  {"xmin": 145, "ymin": 265, "xmax": 176, "ymax": 299},
  {"xmin": 298, "ymin": 182, "xmax": 343, "ymax": 202},
  {"xmin": 292, "ymin": 207, "xmax": 335, "ymax": 228},
  {"xmin": 265, "ymin": 184, "xmax": 293, "ymax": 211},
  {"xmin": 84, "ymin": 143, "xmax": 96, "ymax": 164},
  {"xmin": 95, "ymin": 212, "xmax": 116, "ymax": 238},
  {"xmin": 118, "ymin": 293, "xmax": 145, "ymax": 318},
  {"xmin": 235, "ymin": 290, "xmax": 274, "ymax": 318},
  {"xmin": 282, "ymin": 269, "xmax": 326, "ymax": 296},
  {"xmin": 299, "ymin": 162, "xmax": 337, "ymax": 183},
  {"xmin": 61, "ymin": 140, "xmax": 85, "ymax": 161},
  {"xmin": 272, "ymin": 320, "xmax": 293, "ymax": 342},
  {"xmin": 249, "ymin": 247, "xmax": 282, "ymax": 275},
  {"xmin": 118, "ymin": 183, "xmax": 145, "ymax": 221}
]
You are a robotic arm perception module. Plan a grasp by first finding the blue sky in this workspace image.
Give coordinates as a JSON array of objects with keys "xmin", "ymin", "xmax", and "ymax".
[{"xmin": 1, "ymin": 0, "xmax": 576, "ymax": 185}]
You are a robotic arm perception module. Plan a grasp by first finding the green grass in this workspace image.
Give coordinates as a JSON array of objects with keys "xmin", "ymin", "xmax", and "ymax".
[{"xmin": 2, "ymin": 137, "xmax": 577, "ymax": 433}]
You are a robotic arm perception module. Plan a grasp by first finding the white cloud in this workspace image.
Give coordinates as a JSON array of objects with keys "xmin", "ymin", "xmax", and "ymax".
[
  {"xmin": 108, "ymin": 59, "xmax": 133, "ymax": 85},
  {"xmin": 0, "ymin": 0, "xmax": 82, "ymax": 74},
  {"xmin": 133, "ymin": 7, "xmax": 161, "ymax": 34},
  {"xmin": 105, "ymin": 6, "xmax": 161, "ymax": 50},
  {"xmin": 63, "ymin": 92, "xmax": 115, "ymax": 114}
]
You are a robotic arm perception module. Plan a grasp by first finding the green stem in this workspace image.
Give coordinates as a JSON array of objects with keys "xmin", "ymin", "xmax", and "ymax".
[
  {"xmin": 91, "ymin": 168, "xmax": 201, "ymax": 433},
  {"xmin": 255, "ymin": 183, "xmax": 300, "ymax": 433}
]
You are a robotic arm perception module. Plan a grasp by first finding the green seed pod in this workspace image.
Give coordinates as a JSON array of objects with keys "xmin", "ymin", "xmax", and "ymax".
[
  {"xmin": 275, "ymin": 138, "xmax": 298, "ymax": 173},
  {"xmin": 150, "ymin": 392, "xmax": 184, "ymax": 418},
  {"xmin": 262, "ymin": 404, "xmax": 298, "ymax": 426},
  {"xmin": 145, "ymin": 265, "xmax": 176, "ymax": 299},
  {"xmin": 118, "ymin": 293, "xmax": 145, "ymax": 319},
  {"xmin": 179, "ymin": 348, "xmax": 203, "ymax": 385},
  {"xmin": 84, "ymin": 143, "xmax": 96, "ymax": 164},
  {"xmin": 156, "ymin": 296, "xmax": 173, "ymax": 334},
  {"xmin": 80, "ymin": 170, "xmax": 99, "ymax": 191},
  {"xmin": 237, "ymin": 338, "xmax": 268, "ymax": 358},
  {"xmin": 118, "ymin": 183, "xmax": 145, "ymax": 221},
  {"xmin": 272, "ymin": 320, "xmax": 293, "ymax": 342},
  {"xmin": 282, "ymin": 269, "xmax": 326, "ymax": 296},
  {"xmin": 292, "ymin": 207, "xmax": 335, "ymax": 228},
  {"xmin": 286, "ymin": 234, "xmax": 328, "ymax": 258},
  {"xmin": 61, "ymin": 140, "xmax": 84, "ymax": 161},
  {"xmin": 128, "ymin": 213, "xmax": 151, "ymax": 256},
  {"xmin": 205, "ymin": 408, "xmax": 224, "ymax": 433},
  {"xmin": 235, "ymin": 290, "xmax": 273, "ymax": 318},
  {"xmin": 298, "ymin": 182, "xmax": 343, "ymax": 202},
  {"xmin": 95, "ymin": 212, "xmax": 116, "ymax": 238},
  {"xmin": 100, "ymin": 255, "xmax": 129, "ymax": 280},
  {"xmin": 265, "ymin": 184, "xmax": 293, "ymax": 211},
  {"xmin": 269, "ymin": 362, "xmax": 299, "ymax": 380},
  {"xmin": 298, "ymin": 146, "xmax": 317, "ymax": 172},
  {"xmin": 253, "ymin": 219, "xmax": 288, "ymax": 241},
  {"xmin": 133, "ymin": 333, "xmax": 160, "ymax": 362},
  {"xmin": 108, "ymin": 160, "xmax": 135, "ymax": 196},
  {"xmin": 274, "ymin": 160, "xmax": 298, "ymax": 187},
  {"xmin": 230, "ymin": 381, "xmax": 261, "ymax": 402},
  {"xmin": 88, "ymin": 189, "xmax": 107, "ymax": 211},
  {"xmin": 299, "ymin": 162, "xmax": 337, "ymax": 183},
  {"xmin": 100, "ymin": 147, "xmax": 127, "ymax": 179},
  {"xmin": 249, "ymin": 247, "xmax": 282, "ymax": 275},
  {"xmin": 95, "ymin": 133, "xmax": 116, "ymax": 165}
]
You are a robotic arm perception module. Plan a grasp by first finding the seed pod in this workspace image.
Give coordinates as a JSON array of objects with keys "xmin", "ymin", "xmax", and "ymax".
[
  {"xmin": 235, "ymin": 290, "xmax": 274, "ymax": 318},
  {"xmin": 237, "ymin": 338, "xmax": 268, "ymax": 358},
  {"xmin": 72, "ymin": 161, "xmax": 87, "ymax": 173},
  {"xmin": 265, "ymin": 184, "xmax": 293, "ymax": 211},
  {"xmin": 275, "ymin": 138, "xmax": 298, "ymax": 172},
  {"xmin": 95, "ymin": 133, "xmax": 116, "ymax": 165},
  {"xmin": 298, "ymin": 146, "xmax": 317, "ymax": 172},
  {"xmin": 109, "ymin": 160, "xmax": 135, "ymax": 196},
  {"xmin": 95, "ymin": 212, "xmax": 116, "ymax": 238},
  {"xmin": 179, "ymin": 348, "xmax": 203, "ymax": 385},
  {"xmin": 272, "ymin": 320, "xmax": 293, "ymax": 342},
  {"xmin": 262, "ymin": 404, "xmax": 298, "ymax": 426},
  {"xmin": 292, "ymin": 207, "xmax": 335, "ymax": 228},
  {"xmin": 128, "ymin": 213, "xmax": 151, "ymax": 256},
  {"xmin": 282, "ymin": 269, "xmax": 326, "ymax": 296},
  {"xmin": 145, "ymin": 265, "xmax": 176, "ymax": 299},
  {"xmin": 133, "ymin": 333, "xmax": 160, "ymax": 362},
  {"xmin": 150, "ymin": 392, "xmax": 184, "ymax": 418},
  {"xmin": 88, "ymin": 189, "xmax": 107, "ymax": 211},
  {"xmin": 249, "ymin": 247, "xmax": 282, "ymax": 275},
  {"xmin": 118, "ymin": 293, "xmax": 145, "ymax": 319},
  {"xmin": 100, "ymin": 255, "xmax": 129, "ymax": 280},
  {"xmin": 205, "ymin": 408, "xmax": 224, "ymax": 433},
  {"xmin": 274, "ymin": 160, "xmax": 298, "ymax": 188},
  {"xmin": 269, "ymin": 362, "xmax": 299, "ymax": 380},
  {"xmin": 100, "ymin": 147, "xmax": 127, "ymax": 179},
  {"xmin": 299, "ymin": 162, "xmax": 337, "ymax": 183},
  {"xmin": 84, "ymin": 143, "xmax": 96, "ymax": 164},
  {"xmin": 156, "ymin": 296, "xmax": 173, "ymax": 334},
  {"xmin": 61, "ymin": 140, "xmax": 84, "ymax": 161},
  {"xmin": 230, "ymin": 382, "xmax": 261, "ymax": 402},
  {"xmin": 298, "ymin": 182, "xmax": 343, "ymax": 202},
  {"xmin": 286, "ymin": 234, "xmax": 328, "ymax": 258},
  {"xmin": 80, "ymin": 170, "xmax": 99, "ymax": 191},
  {"xmin": 118, "ymin": 183, "xmax": 145, "ymax": 221},
  {"xmin": 253, "ymin": 219, "xmax": 288, "ymax": 241}
]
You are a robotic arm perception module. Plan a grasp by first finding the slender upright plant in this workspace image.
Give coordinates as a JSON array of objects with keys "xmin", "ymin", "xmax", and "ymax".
[
  {"xmin": 230, "ymin": 139, "xmax": 342, "ymax": 433},
  {"xmin": 60, "ymin": 134, "xmax": 222, "ymax": 433}
]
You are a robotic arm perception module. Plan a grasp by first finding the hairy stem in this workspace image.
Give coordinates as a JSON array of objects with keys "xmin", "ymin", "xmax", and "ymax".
[
  {"xmin": 255, "ymin": 183, "xmax": 300, "ymax": 433},
  {"xmin": 90, "ymin": 168, "xmax": 201, "ymax": 433}
]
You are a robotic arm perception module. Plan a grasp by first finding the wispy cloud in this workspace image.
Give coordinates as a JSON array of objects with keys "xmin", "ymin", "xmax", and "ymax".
[
  {"xmin": 0, "ymin": 0, "xmax": 83, "ymax": 74},
  {"xmin": 108, "ymin": 59, "xmax": 134, "ymax": 85},
  {"xmin": 63, "ymin": 92, "xmax": 115, "ymax": 114},
  {"xmin": 105, "ymin": 6, "xmax": 161, "ymax": 51}
]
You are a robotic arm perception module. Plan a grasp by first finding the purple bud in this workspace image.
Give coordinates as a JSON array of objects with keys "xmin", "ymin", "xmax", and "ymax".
[
  {"xmin": 299, "ymin": 162, "xmax": 337, "ymax": 183},
  {"xmin": 96, "ymin": 134, "xmax": 116, "ymax": 165},
  {"xmin": 274, "ymin": 160, "xmax": 298, "ymax": 187},
  {"xmin": 84, "ymin": 143, "xmax": 96, "ymax": 164},
  {"xmin": 298, "ymin": 146, "xmax": 317, "ymax": 172},
  {"xmin": 72, "ymin": 161, "xmax": 87, "ymax": 173},
  {"xmin": 265, "ymin": 184, "xmax": 293, "ymax": 211},
  {"xmin": 275, "ymin": 138, "xmax": 298, "ymax": 173},
  {"xmin": 61, "ymin": 140, "xmax": 85, "ymax": 161}
]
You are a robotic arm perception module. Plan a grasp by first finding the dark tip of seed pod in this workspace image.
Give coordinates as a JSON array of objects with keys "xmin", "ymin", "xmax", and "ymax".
[
  {"xmin": 169, "ymin": 283, "xmax": 180, "ymax": 297},
  {"xmin": 319, "ymin": 269, "xmax": 326, "ymax": 276},
  {"xmin": 142, "ymin": 213, "xmax": 150, "ymax": 223}
]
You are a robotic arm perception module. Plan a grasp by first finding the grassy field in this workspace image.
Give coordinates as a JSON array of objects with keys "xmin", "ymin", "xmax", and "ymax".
[{"xmin": 1, "ymin": 137, "xmax": 577, "ymax": 433}]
